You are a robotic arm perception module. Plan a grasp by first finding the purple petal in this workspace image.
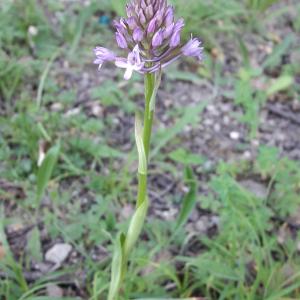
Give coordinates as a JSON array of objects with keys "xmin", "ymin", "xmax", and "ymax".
[
  {"xmin": 152, "ymin": 29, "xmax": 164, "ymax": 47},
  {"xmin": 170, "ymin": 29, "xmax": 181, "ymax": 47},
  {"xmin": 133, "ymin": 27, "xmax": 144, "ymax": 42},
  {"xmin": 164, "ymin": 6, "xmax": 174, "ymax": 26},
  {"xmin": 182, "ymin": 38, "xmax": 203, "ymax": 60},
  {"xmin": 147, "ymin": 18, "xmax": 156, "ymax": 34},
  {"xmin": 115, "ymin": 32, "xmax": 128, "ymax": 49},
  {"xmin": 126, "ymin": 17, "xmax": 137, "ymax": 30}
]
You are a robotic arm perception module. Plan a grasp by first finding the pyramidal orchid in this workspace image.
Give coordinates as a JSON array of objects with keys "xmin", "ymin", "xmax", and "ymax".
[
  {"xmin": 94, "ymin": 0, "xmax": 203, "ymax": 80},
  {"xmin": 93, "ymin": 1, "xmax": 203, "ymax": 299}
]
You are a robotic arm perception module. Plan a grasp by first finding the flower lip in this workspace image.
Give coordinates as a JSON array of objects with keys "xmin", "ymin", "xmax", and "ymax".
[{"xmin": 115, "ymin": 45, "xmax": 145, "ymax": 80}]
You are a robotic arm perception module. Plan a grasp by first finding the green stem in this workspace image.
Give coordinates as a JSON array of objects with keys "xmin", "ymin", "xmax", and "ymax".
[
  {"xmin": 108, "ymin": 73, "xmax": 157, "ymax": 300},
  {"xmin": 136, "ymin": 73, "xmax": 155, "ymax": 207}
]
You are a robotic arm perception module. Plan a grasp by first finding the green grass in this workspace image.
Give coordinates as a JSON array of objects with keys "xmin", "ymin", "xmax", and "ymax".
[{"xmin": 1, "ymin": 0, "xmax": 300, "ymax": 299}]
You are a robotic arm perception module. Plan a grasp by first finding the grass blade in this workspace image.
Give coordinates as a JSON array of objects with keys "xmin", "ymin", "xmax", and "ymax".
[{"xmin": 175, "ymin": 167, "xmax": 197, "ymax": 231}]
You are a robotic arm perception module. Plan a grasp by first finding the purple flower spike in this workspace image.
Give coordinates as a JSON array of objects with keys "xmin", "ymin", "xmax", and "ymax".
[{"xmin": 94, "ymin": 0, "xmax": 203, "ymax": 80}]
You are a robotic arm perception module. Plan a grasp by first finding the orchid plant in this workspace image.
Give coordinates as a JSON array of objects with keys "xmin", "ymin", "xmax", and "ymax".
[{"xmin": 94, "ymin": 0, "xmax": 203, "ymax": 299}]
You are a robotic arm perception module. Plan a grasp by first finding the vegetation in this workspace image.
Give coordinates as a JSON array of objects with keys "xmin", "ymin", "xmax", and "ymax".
[{"xmin": 0, "ymin": 0, "xmax": 300, "ymax": 299}]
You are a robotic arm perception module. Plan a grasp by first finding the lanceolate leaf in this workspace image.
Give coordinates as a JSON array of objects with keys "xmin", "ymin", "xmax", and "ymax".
[
  {"xmin": 135, "ymin": 113, "xmax": 147, "ymax": 175},
  {"xmin": 36, "ymin": 143, "xmax": 60, "ymax": 207},
  {"xmin": 149, "ymin": 67, "xmax": 162, "ymax": 114},
  {"xmin": 124, "ymin": 197, "xmax": 149, "ymax": 255},
  {"xmin": 108, "ymin": 233, "xmax": 126, "ymax": 300}
]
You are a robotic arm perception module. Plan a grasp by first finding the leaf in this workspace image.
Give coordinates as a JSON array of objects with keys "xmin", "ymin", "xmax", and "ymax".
[
  {"xmin": 28, "ymin": 297, "xmax": 80, "ymax": 300},
  {"xmin": 262, "ymin": 35, "xmax": 294, "ymax": 69},
  {"xmin": 135, "ymin": 298, "xmax": 204, "ymax": 300},
  {"xmin": 169, "ymin": 148, "xmax": 205, "ymax": 165},
  {"xmin": 124, "ymin": 198, "xmax": 149, "ymax": 255},
  {"xmin": 175, "ymin": 167, "xmax": 197, "ymax": 231},
  {"xmin": 135, "ymin": 113, "xmax": 147, "ymax": 175},
  {"xmin": 258, "ymin": 0, "xmax": 280, "ymax": 11},
  {"xmin": 238, "ymin": 38, "xmax": 250, "ymax": 67},
  {"xmin": 108, "ymin": 233, "xmax": 126, "ymax": 300},
  {"xmin": 36, "ymin": 50, "xmax": 60, "ymax": 109},
  {"xmin": 26, "ymin": 226, "xmax": 42, "ymax": 262},
  {"xmin": 36, "ymin": 143, "xmax": 60, "ymax": 207},
  {"xmin": 149, "ymin": 68, "xmax": 162, "ymax": 114},
  {"xmin": 267, "ymin": 75, "xmax": 294, "ymax": 96}
]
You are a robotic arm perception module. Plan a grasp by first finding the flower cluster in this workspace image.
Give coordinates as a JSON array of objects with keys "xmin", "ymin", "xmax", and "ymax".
[{"xmin": 94, "ymin": 0, "xmax": 203, "ymax": 79}]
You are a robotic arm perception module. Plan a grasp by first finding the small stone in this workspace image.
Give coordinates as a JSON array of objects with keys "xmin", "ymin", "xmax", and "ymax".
[
  {"xmin": 223, "ymin": 115, "xmax": 230, "ymax": 125},
  {"xmin": 290, "ymin": 149, "xmax": 300, "ymax": 160},
  {"xmin": 195, "ymin": 216, "xmax": 210, "ymax": 233},
  {"xmin": 243, "ymin": 151, "xmax": 252, "ymax": 160},
  {"xmin": 51, "ymin": 103, "xmax": 63, "ymax": 112},
  {"xmin": 213, "ymin": 123, "xmax": 221, "ymax": 132},
  {"xmin": 28, "ymin": 26, "xmax": 38, "ymax": 36},
  {"xmin": 210, "ymin": 216, "xmax": 220, "ymax": 226},
  {"xmin": 203, "ymin": 118, "xmax": 214, "ymax": 126},
  {"xmin": 45, "ymin": 243, "xmax": 72, "ymax": 265},
  {"xmin": 251, "ymin": 139, "xmax": 260, "ymax": 147},
  {"xmin": 91, "ymin": 104, "xmax": 103, "ymax": 117},
  {"xmin": 240, "ymin": 180, "xmax": 268, "ymax": 199},
  {"xmin": 203, "ymin": 160, "xmax": 214, "ymax": 171},
  {"xmin": 220, "ymin": 104, "xmax": 231, "ymax": 113},
  {"xmin": 230, "ymin": 131, "xmax": 240, "ymax": 140},
  {"xmin": 207, "ymin": 104, "xmax": 216, "ymax": 112},
  {"xmin": 65, "ymin": 108, "xmax": 81, "ymax": 117},
  {"xmin": 47, "ymin": 284, "xmax": 63, "ymax": 297},
  {"xmin": 292, "ymin": 100, "xmax": 300, "ymax": 112},
  {"xmin": 288, "ymin": 207, "xmax": 300, "ymax": 226}
]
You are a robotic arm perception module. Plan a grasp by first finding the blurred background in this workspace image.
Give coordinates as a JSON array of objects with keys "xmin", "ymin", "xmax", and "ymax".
[{"xmin": 0, "ymin": 0, "xmax": 300, "ymax": 299}]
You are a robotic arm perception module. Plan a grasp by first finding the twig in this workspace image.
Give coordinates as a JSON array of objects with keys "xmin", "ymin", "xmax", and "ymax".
[{"xmin": 266, "ymin": 103, "xmax": 300, "ymax": 126}]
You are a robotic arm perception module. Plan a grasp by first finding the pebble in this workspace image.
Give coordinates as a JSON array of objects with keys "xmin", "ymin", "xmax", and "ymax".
[
  {"xmin": 28, "ymin": 25, "xmax": 38, "ymax": 36},
  {"xmin": 65, "ymin": 108, "xmax": 80, "ymax": 117},
  {"xmin": 251, "ymin": 139, "xmax": 260, "ymax": 147},
  {"xmin": 51, "ymin": 103, "xmax": 63, "ymax": 112},
  {"xmin": 203, "ymin": 118, "xmax": 214, "ymax": 126},
  {"xmin": 230, "ymin": 131, "xmax": 240, "ymax": 140},
  {"xmin": 45, "ymin": 243, "xmax": 72, "ymax": 265},
  {"xmin": 213, "ymin": 123, "xmax": 221, "ymax": 132},
  {"xmin": 223, "ymin": 115, "xmax": 230, "ymax": 125},
  {"xmin": 195, "ymin": 217, "xmax": 210, "ymax": 233},
  {"xmin": 239, "ymin": 180, "xmax": 268, "ymax": 199},
  {"xmin": 243, "ymin": 151, "xmax": 252, "ymax": 159},
  {"xmin": 292, "ymin": 100, "xmax": 300, "ymax": 112},
  {"xmin": 47, "ymin": 284, "xmax": 63, "ymax": 297}
]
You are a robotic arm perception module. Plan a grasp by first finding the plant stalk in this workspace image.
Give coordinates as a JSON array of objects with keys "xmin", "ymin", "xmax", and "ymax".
[
  {"xmin": 137, "ymin": 73, "xmax": 155, "ymax": 207},
  {"xmin": 108, "ymin": 73, "xmax": 158, "ymax": 300}
]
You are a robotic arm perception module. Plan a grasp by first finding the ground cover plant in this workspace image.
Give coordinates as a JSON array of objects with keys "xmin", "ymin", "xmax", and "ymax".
[{"xmin": 0, "ymin": 0, "xmax": 300, "ymax": 299}]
